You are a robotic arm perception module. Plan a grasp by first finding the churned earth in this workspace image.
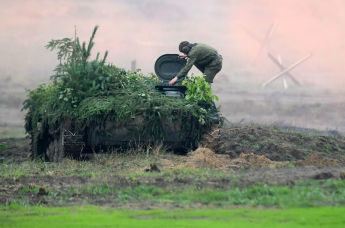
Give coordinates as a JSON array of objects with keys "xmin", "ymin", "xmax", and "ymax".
[{"xmin": 1, "ymin": 125, "xmax": 345, "ymax": 208}]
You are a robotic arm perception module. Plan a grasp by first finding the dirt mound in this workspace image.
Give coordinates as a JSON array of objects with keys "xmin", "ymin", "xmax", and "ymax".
[
  {"xmin": 180, "ymin": 147, "xmax": 230, "ymax": 169},
  {"xmin": 295, "ymin": 153, "xmax": 343, "ymax": 166},
  {"xmin": 199, "ymin": 124, "xmax": 221, "ymax": 152},
  {"xmin": 177, "ymin": 148, "xmax": 285, "ymax": 170},
  {"xmin": 228, "ymin": 153, "xmax": 270, "ymax": 169},
  {"xmin": 218, "ymin": 125, "xmax": 345, "ymax": 161}
]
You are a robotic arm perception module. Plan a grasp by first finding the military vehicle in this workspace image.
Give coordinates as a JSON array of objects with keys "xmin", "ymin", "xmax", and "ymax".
[{"xmin": 27, "ymin": 53, "xmax": 219, "ymax": 161}]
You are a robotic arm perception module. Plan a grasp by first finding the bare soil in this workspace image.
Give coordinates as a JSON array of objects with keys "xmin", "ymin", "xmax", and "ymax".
[
  {"xmin": 218, "ymin": 125, "xmax": 345, "ymax": 161},
  {"xmin": 1, "ymin": 126, "xmax": 345, "ymax": 207}
]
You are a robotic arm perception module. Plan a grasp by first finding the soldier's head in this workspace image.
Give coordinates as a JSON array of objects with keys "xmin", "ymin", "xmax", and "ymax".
[{"xmin": 179, "ymin": 41, "xmax": 192, "ymax": 54}]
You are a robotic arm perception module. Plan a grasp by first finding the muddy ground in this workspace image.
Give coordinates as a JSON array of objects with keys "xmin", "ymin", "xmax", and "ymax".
[
  {"xmin": 1, "ymin": 165, "xmax": 343, "ymax": 208},
  {"xmin": 1, "ymin": 126, "xmax": 345, "ymax": 208},
  {"xmin": 218, "ymin": 125, "xmax": 345, "ymax": 161}
]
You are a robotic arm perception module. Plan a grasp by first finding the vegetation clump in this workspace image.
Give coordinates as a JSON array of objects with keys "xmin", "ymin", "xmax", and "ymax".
[
  {"xmin": 0, "ymin": 144, "xmax": 7, "ymax": 152},
  {"xmin": 22, "ymin": 26, "xmax": 218, "ymax": 157}
]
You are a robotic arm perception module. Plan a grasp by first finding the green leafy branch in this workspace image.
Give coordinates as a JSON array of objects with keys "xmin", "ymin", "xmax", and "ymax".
[{"xmin": 182, "ymin": 74, "xmax": 219, "ymax": 105}]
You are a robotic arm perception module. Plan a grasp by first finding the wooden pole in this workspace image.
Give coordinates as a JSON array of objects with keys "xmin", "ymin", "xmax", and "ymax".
[
  {"xmin": 283, "ymin": 78, "xmax": 288, "ymax": 89},
  {"xmin": 253, "ymin": 23, "xmax": 276, "ymax": 64},
  {"xmin": 262, "ymin": 53, "xmax": 312, "ymax": 87},
  {"xmin": 267, "ymin": 52, "xmax": 301, "ymax": 85}
]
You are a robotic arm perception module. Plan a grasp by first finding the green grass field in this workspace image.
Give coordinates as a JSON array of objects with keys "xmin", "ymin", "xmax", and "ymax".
[
  {"xmin": 2, "ymin": 136, "xmax": 345, "ymax": 227},
  {"xmin": 1, "ymin": 206, "xmax": 345, "ymax": 228}
]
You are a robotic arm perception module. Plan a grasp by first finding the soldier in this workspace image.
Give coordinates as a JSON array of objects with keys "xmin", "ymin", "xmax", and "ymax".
[{"xmin": 169, "ymin": 41, "xmax": 223, "ymax": 86}]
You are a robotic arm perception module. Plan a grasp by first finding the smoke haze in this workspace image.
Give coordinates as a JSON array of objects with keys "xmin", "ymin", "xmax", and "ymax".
[{"xmin": 0, "ymin": 0, "xmax": 344, "ymax": 89}]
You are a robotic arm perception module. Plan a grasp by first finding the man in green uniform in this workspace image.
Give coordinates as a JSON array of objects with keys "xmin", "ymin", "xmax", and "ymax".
[{"xmin": 169, "ymin": 41, "xmax": 223, "ymax": 85}]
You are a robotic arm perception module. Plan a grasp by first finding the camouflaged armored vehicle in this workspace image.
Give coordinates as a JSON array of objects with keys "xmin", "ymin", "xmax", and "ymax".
[
  {"xmin": 23, "ymin": 27, "xmax": 219, "ymax": 161},
  {"xmin": 25, "ymin": 51, "xmax": 219, "ymax": 161}
]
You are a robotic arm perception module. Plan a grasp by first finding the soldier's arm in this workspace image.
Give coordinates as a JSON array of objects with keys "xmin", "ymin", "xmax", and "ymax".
[{"xmin": 175, "ymin": 56, "xmax": 197, "ymax": 79}]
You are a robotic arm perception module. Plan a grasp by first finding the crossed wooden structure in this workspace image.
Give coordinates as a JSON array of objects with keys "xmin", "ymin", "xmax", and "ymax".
[
  {"xmin": 245, "ymin": 23, "xmax": 312, "ymax": 89},
  {"xmin": 262, "ymin": 52, "xmax": 312, "ymax": 88}
]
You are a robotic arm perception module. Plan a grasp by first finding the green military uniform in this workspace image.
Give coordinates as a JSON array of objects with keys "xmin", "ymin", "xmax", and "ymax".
[{"xmin": 175, "ymin": 43, "xmax": 223, "ymax": 83}]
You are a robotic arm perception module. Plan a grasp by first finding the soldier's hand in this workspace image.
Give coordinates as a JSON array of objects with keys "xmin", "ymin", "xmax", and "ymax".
[
  {"xmin": 178, "ymin": 54, "xmax": 188, "ymax": 59},
  {"xmin": 169, "ymin": 76, "xmax": 178, "ymax": 86}
]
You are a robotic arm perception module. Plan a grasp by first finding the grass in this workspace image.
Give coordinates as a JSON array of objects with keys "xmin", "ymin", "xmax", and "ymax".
[
  {"xmin": 7, "ymin": 180, "xmax": 345, "ymax": 208},
  {"xmin": 0, "ymin": 143, "xmax": 8, "ymax": 152},
  {"xmin": 2, "ymin": 156, "xmax": 345, "ymax": 208},
  {"xmin": 113, "ymin": 181, "xmax": 345, "ymax": 207},
  {"xmin": 0, "ymin": 157, "xmax": 228, "ymax": 180},
  {"xmin": 18, "ymin": 186, "xmax": 40, "ymax": 195},
  {"xmin": 0, "ymin": 129, "xmax": 26, "ymax": 139},
  {"xmin": 0, "ymin": 155, "xmax": 147, "ymax": 179},
  {"xmin": 2, "ymin": 148, "xmax": 345, "ymax": 210},
  {"xmin": 1, "ymin": 206, "xmax": 345, "ymax": 228}
]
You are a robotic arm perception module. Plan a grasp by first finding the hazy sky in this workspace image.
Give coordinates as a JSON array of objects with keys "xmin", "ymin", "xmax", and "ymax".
[{"xmin": 1, "ymin": 0, "xmax": 344, "ymax": 89}]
